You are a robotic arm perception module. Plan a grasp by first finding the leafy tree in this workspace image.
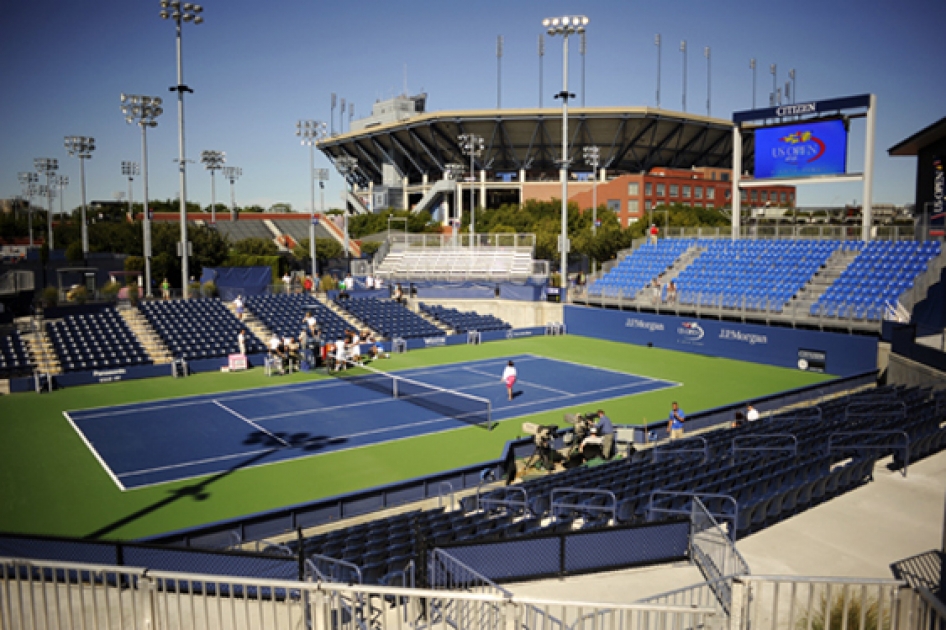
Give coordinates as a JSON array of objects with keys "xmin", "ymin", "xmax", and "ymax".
[
  {"xmin": 293, "ymin": 238, "xmax": 343, "ymax": 263},
  {"xmin": 234, "ymin": 237, "xmax": 278, "ymax": 256},
  {"xmin": 269, "ymin": 202, "xmax": 293, "ymax": 213}
]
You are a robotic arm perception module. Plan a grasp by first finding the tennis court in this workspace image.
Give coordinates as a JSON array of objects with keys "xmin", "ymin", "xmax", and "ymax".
[{"xmin": 65, "ymin": 354, "xmax": 678, "ymax": 490}]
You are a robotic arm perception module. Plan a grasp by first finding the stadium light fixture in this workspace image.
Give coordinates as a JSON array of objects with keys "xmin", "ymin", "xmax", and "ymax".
[
  {"xmin": 62, "ymin": 138, "xmax": 95, "ymax": 255},
  {"xmin": 583, "ymin": 145, "xmax": 600, "ymax": 275},
  {"xmin": 222, "ymin": 166, "xmax": 242, "ymax": 223},
  {"xmin": 18, "ymin": 172, "xmax": 39, "ymax": 247},
  {"xmin": 458, "ymin": 133, "xmax": 485, "ymax": 244},
  {"xmin": 543, "ymin": 14, "xmax": 588, "ymax": 289},
  {"xmin": 297, "ymin": 119, "xmax": 328, "ymax": 279},
  {"xmin": 121, "ymin": 161, "xmax": 139, "ymax": 224},
  {"xmin": 200, "ymin": 150, "xmax": 225, "ymax": 224},
  {"xmin": 159, "ymin": 0, "xmax": 203, "ymax": 295},
  {"xmin": 33, "ymin": 158, "xmax": 59, "ymax": 251},
  {"xmin": 121, "ymin": 92, "xmax": 163, "ymax": 297}
]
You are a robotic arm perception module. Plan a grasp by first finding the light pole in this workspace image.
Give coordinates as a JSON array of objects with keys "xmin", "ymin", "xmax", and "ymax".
[
  {"xmin": 655, "ymin": 34, "xmax": 661, "ymax": 108},
  {"xmin": 750, "ymin": 58, "xmax": 756, "ymax": 109},
  {"xmin": 458, "ymin": 133, "xmax": 484, "ymax": 244},
  {"xmin": 62, "ymin": 138, "xmax": 94, "ymax": 255},
  {"xmin": 789, "ymin": 68, "xmax": 796, "ymax": 104},
  {"xmin": 580, "ymin": 31, "xmax": 586, "ymax": 107},
  {"xmin": 538, "ymin": 34, "xmax": 545, "ymax": 107},
  {"xmin": 497, "ymin": 35, "xmax": 503, "ymax": 109},
  {"xmin": 222, "ymin": 167, "xmax": 242, "ymax": 222},
  {"xmin": 770, "ymin": 63, "xmax": 777, "ymax": 106},
  {"xmin": 121, "ymin": 93, "xmax": 163, "ymax": 297},
  {"xmin": 53, "ymin": 176, "xmax": 68, "ymax": 232},
  {"xmin": 583, "ymin": 146, "xmax": 600, "ymax": 276},
  {"xmin": 200, "ymin": 150, "xmax": 225, "ymax": 224},
  {"xmin": 159, "ymin": 0, "xmax": 203, "ymax": 295},
  {"xmin": 33, "ymin": 158, "xmax": 58, "ymax": 251},
  {"xmin": 680, "ymin": 40, "xmax": 687, "ymax": 113},
  {"xmin": 122, "ymin": 161, "xmax": 139, "ymax": 221},
  {"xmin": 18, "ymin": 173, "xmax": 38, "ymax": 247},
  {"xmin": 543, "ymin": 14, "xmax": 588, "ymax": 289},
  {"xmin": 704, "ymin": 46, "xmax": 711, "ymax": 116},
  {"xmin": 297, "ymin": 119, "xmax": 328, "ymax": 279}
]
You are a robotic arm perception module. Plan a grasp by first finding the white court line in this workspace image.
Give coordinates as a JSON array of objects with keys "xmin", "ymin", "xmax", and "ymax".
[
  {"xmin": 119, "ymin": 416, "xmax": 455, "ymax": 481},
  {"xmin": 212, "ymin": 400, "xmax": 290, "ymax": 447},
  {"xmin": 118, "ymin": 447, "xmax": 277, "ymax": 479},
  {"xmin": 461, "ymin": 365, "xmax": 572, "ymax": 396},
  {"xmin": 521, "ymin": 352, "xmax": 677, "ymax": 385},
  {"xmin": 494, "ymin": 378, "xmax": 681, "ymax": 417},
  {"xmin": 62, "ymin": 411, "xmax": 126, "ymax": 491}
]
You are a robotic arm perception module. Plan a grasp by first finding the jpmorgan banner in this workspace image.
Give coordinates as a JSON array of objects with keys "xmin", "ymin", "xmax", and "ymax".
[{"xmin": 564, "ymin": 306, "xmax": 876, "ymax": 376}]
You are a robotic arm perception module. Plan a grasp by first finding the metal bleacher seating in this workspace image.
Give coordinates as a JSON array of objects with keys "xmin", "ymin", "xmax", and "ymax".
[
  {"xmin": 46, "ymin": 309, "xmax": 151, "ymax": 372},
  {"xmin": 811, "ymin": 240, "xmax": 941, "ymax": 320},
  {"xmin": 139, "ymin": 298, "xmax": 265, "ymax": 361},
  {"xmin": 287, "ymin": 384, "xmax": 946, "ymax": 584},
  {"xmin": 375, "ymin": 247, "xmax": 534, "ymax": 282},
  {"xmin": 674, "ymin": 239, "xmax": 834, "ymax": 311},
  {"xmin": 335, "ymin": 297, "xmax": 442, "ymax": 340},
  {"xmin": 245, "ymin": 294, "xmax": 352, "ymax": 343},
  {"xmin": 587, "ymin": 239, "xmax": 695, "ymax": 299},
  {"xmin": 418, "ymin": 303, "xmax": 511, "ymax": 333},
  {"xmin": 0, "ymin": 330, "xmax": 35, "ymax": 377}
]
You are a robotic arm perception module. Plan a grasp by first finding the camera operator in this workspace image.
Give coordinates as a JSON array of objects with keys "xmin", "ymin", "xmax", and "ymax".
[
  {"xmin": 593, "ymin": 409, "xmax": 614, "ymax": 459},
  {"xmin": 530, "ymin": 424, "xmax": 562, "ymax": 471}
]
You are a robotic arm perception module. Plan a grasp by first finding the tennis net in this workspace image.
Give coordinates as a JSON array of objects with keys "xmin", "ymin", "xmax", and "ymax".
[{"xmin": 332, "ymin": 359, "xmax": 493, "ymax": 430}]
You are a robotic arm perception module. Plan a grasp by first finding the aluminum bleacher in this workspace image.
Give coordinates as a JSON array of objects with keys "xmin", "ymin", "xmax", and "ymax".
[
  {"xmin": 375, "ymin": 246, "xmax": 536, "ymax": 282},
  {"xmin": 46, "ymin": 308, "xmax": 151, "ymax": 372}
]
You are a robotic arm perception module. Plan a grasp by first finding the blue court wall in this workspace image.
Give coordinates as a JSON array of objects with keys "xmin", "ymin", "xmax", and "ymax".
[{"xmin": 564, "ymin": 305, "xmax": 877, "ymax": 377}]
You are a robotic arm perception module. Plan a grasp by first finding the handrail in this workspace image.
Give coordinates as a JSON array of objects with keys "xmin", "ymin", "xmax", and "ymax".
[
  {"xmin": 844, "ymin": 400, "xmax": 907, "ymax": 421},
  {"xmin": 478, "ymin": 486, "xmax": 529, "ymax": 516},
  {"xmin": 305, "ymin": 553, "xmax": 363, "ymax": 584},
  {"xmin": 652, "ymin": 436, "xmax": 708, "ymax": 463},
  {"xmin": 827, "ymin": 430, "xmax": 911, "ymax": 477},
  {"xmin": 550, "ymin": 487, "xmax": 617, "ymax": 523},
  {"xmin": 648, "ymin": 491, "xmax": 740, "ymax": 542},
  {"xmin": 731, "ymin": 433, "xmax": 799, "ymax": 459}
]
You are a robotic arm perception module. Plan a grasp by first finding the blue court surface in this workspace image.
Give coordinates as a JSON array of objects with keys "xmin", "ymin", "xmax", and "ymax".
[{"xmin": 64, "ymin": 354, "xmax": 678, "ymax": 490}]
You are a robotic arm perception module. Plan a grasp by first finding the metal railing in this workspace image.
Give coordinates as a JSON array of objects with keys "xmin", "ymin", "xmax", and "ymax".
[
  {"xmin": 0, "ymin": 555, "xmax": 721, "ymax": 630},
  {"xmin": 660, "ymin": 225, "xmax": 918, "ymax": 241},
  {"xmin": 389, "ymin": 232, "xmax": 536, "ymax": 251},
  {"xmin": 690, "ymin": 497, "xmax": 751, "ymax": 613}
]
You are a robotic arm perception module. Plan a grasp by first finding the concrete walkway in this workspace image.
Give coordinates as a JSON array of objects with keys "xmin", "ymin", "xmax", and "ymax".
[{"xmin": 504, "ymin": 450, "xmax": 946, "ymax": 604}]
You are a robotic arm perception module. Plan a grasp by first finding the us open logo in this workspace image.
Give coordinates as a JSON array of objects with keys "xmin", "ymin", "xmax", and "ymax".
[{"xmin": 677, "ymin": 321, "xmax": 705, "ymax": 341}]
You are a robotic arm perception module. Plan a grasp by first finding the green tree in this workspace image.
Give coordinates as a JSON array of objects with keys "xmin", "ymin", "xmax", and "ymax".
[
  {"xmin": 233, "ymin": 237, "xmax": 278, "ymax": 256},
  {"xmin": 293, "ymin": 238, "xmax": 343, "ymax": 263},
  {"xmin": 269, "ymin": 202, "xmax": 293, "ymax": 213}
]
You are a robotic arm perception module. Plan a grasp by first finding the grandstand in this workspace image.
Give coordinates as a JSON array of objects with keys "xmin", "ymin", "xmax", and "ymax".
[
  {"xmin": 335, "ymin": 296, "xmax": 444, "ymax": 339},
  {"xmin": 0, "ymin": 329, "xmax": 33, "ymax": 378},
  {"xmin": 420, "ymin": 303, "xmax": 512, "ymax": 333},
  {"xmin": 140, "ymin": 298, "xmax": 266, "ymax": 361},
  {"xmin": 581, "ymin": 238, "xmax": 945, "ymax": 328},
  {"xmin": 245, "ymin": 293, "xmax": 355, "ymax": 342},
  {"xmin": 46, "ymin": 308, "xmax": 151, "ymax": 372}
]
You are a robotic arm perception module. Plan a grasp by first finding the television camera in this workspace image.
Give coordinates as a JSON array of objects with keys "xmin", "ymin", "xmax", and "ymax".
[
  {"xmin": 563, "ymin": 411, "xmax": 597, "ymax": 444},
  {"xmin": 522, "ymin": 422, "xmax": 562, "ymax": 471}
]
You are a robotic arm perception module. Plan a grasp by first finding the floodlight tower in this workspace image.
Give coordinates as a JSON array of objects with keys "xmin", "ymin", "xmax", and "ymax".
[
  {"xmin": 543, "ymin": 14, "xmax": 588, "ymax": 289},
  {"xmin": 122, "ymin": 161, "xmax": 139, "ymax": 221},
  {"xmin": 159, "ymin": 0, "xmax": 204, "ymax": 294},
  {"xmin": 458, "ymin": 133, "xmax": 485, "ymax": 243},
  {"xmin": 222, "ymin": 167, "xmax": 242, "ymax": 222},
  {"xmin": 334, "ymin": 156, "xmax": 358, "ymax": 260},
  {"xmin": 53, "ymin": 176, "xmax": 69, "ymax": 232},
  {"xmin": 121, "ymin": 92, "xmax": 163, "ymax": 297},
  {"xmin": 62, "ymin": 138, "xmax": 95, "ymax": 254},
  {"xmin": 583, "ymin": 145, "xmax": 600, "ymax": 275},
  {"xmin": 33, "ymin": 158, "xmax": 59, "ymax": 250},
  {"xmin": 18, "ymin": 173, "xmax": 38, "ymax": 247},
  {"xmin": 200, "ymin": 150, "xmax": 225, "ymax": 224},
  {"xmin": 296, "ymin": 119, "xmax": 328, "ymax": 279}
]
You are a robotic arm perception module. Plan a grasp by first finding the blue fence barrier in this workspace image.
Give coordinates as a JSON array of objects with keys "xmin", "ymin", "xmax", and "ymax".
[{"xmin": 564, "ymin": 304, "xmax": 878, "ymax": 377}]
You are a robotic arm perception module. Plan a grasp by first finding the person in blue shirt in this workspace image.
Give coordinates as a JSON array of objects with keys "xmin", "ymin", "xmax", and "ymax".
[
  {"xmin": 667, "ymin": 402, "xmax": 686, "ymax": 440},
  {"xmin": 595, "ymin": 409, "xmax": 614, "ymax": 459}
]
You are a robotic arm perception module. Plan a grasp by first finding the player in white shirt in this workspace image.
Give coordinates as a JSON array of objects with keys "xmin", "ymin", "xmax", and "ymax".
[{"xmin": 501, "ymin": 360, "xmax": 517, "ymax": 401}]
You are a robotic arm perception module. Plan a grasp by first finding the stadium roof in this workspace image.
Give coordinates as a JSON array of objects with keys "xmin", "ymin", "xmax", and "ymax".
[
  {"xmin": 888, "ymin": 115, "xmax": 946, "ymax": 156},
  {"xmin": 317, "ymin": 107, "xmax": 748, "ymax": 187}
]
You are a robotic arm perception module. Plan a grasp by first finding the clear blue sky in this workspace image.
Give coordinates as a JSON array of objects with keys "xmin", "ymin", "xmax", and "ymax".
[{"xmin": 2, "ymin": 0, "xmax": 944, "ymax": 215}]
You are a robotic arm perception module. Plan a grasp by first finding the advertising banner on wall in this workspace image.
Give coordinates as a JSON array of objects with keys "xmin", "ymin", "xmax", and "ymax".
[{"xmin": 564, "ymin": 305, "xmax": 877, "ymax": 377}]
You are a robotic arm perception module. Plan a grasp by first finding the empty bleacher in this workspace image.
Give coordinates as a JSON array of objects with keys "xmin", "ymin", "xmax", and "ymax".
[
  {"xmin": 375, "ymin": 247, "xmax": 535, "ymax": 282},
  {"xmin": 335, "ymin": 297, "xmax": 443, "ymax": 339},
  {"xmin": 245, "ymin": 294, "xmax": 353, "ymax": 342},
  {"xmin": 419, "ymin": 303, "xmax": 511, "ymax": 333},
  {"xmin": 0, "ymin": 329, "xmax": 34, "ymax": 378},
  {"xmin": 812, "ymin": 240, "xmax": 942, "ymax": 320},
  {"xmin": 587, "ymin": 239, "xmax": 695, "ymax": 299},
  {"xmin": 46, "ymin": 309, "xmax": 151, "ymax": 372},
  {"xmin": 140, "ymin": 299, "xmax": 265, "ymax": 361},
  {"xmin": 286, "ymin": 384, "xmax": 946, "ymax": 584},
  {"xmin": 674, "ymin": 239, "xmax": 835, "ymax": 311}
]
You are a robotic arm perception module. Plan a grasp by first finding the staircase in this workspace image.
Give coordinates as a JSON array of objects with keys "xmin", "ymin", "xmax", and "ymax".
[
  {"xmin": 631, "ymin": 244, "xmax": 706, "ymax": 301},
  {"xmin": 316, "ymin": 295, "xmax": 381, "ymax": 339},
  {"xmin": 22, "ymin": 319, "xmax": 61, "ymax": 375},
  {"xmin": 224, "ymin": 301, "xmax": 272, "ymax": 345},
  {"xmin": 416, "ymin": 308, "xmax": 454, "ymax": 335},
  {"xmin": 788, "ymin": 248, "xmax": 858, "ymax": 312},
  {"xmin": 117, "ymin": 305, "xmax": 174, "ymax": 365}
]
